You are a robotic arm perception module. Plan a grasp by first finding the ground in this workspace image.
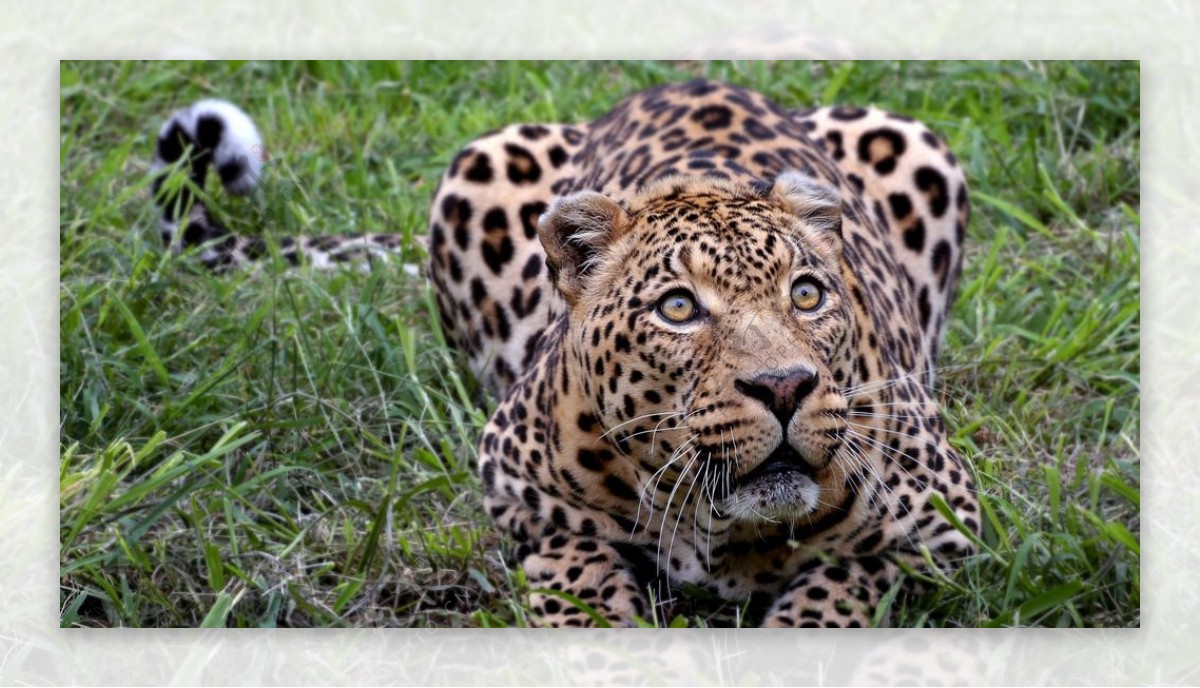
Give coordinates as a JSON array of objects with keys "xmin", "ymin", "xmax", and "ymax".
[{"xmin": 59, "ymin": 60, "xmax": 1140, "ymax": 628}]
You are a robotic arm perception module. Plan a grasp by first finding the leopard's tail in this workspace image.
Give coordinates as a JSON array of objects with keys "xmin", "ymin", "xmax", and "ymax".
[
  {"xmin": 151, "ymin": 99, "xmax": 414, "ymax": 273},
  {"xmin": 150, "ymin": 99, "xmax": 267, "ymax": 270}
]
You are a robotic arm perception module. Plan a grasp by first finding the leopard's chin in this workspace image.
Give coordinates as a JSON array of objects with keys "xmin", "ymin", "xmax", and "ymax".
[{"xmin": 720, "ymin": 445, "xmax": 822, "ymax": 522}]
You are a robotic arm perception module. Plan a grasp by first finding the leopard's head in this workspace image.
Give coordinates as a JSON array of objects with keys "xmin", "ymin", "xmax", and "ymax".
[{"xmin": 540, "ymin": 171, "xmax": 871, "ymax": 524}]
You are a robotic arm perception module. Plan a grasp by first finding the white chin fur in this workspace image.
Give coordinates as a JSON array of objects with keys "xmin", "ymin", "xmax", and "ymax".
[{"xmin": 721, "ymin": 474, "xmax": 821, "ymax": 522}]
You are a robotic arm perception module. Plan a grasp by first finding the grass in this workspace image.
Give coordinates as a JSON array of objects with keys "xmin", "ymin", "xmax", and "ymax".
[{"xmin": 59, "ymin": 60, "xmax": 1140, "ymax": 628}]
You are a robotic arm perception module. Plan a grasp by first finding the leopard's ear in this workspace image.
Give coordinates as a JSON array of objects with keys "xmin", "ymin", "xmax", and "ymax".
[
  {"xmin": 538, "ymin": 191, "xmax": 629, "ymax": 305},
  {"xmin": 766, "ymin": 170, "xmax": 843, "ymax": 256}
]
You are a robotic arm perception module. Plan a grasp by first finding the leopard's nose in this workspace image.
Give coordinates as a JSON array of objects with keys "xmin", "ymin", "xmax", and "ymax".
[{"xmin": 735, "ymin": 367, "xmax": 818, "ymax": 426}]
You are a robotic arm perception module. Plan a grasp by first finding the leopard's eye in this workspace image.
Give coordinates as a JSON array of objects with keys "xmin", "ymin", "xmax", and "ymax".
[
  {"xmin": 658, "ymin": 290, "xmax": 698, "ymax": 323},
  {"xmin": 791, "ymin": 278, "xmax": 824, "ymax": 312}
]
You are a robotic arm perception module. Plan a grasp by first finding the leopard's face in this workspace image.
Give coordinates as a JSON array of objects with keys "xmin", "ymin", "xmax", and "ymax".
[{"xmin": 547, "ymin": 173, "xmax": 860, "ymax": 525}]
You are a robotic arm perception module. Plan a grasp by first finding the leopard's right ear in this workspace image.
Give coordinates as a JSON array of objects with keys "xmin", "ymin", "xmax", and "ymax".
[
  {"xmin": 538, "ymin": 191, "xmax": 629, "ymax": 305},
  {"xmin": 763, "ymin": 170, "xmax": 844, "ymax": 259}
]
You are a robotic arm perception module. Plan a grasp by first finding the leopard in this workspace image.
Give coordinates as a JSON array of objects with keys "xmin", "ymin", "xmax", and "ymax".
[
  {"xmin": 148, "ymin": 78, "xmax": 979, "ymax": 628},
  {"xmin": 426, "ymin": 78, "xmax": 979, "ymax": 628}
]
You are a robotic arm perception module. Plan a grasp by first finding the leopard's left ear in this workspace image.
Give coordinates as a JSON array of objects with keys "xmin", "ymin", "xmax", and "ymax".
[
  {"xmin": 764, "ymin": 170, "xmax": 843, "ymax": 256},
  {"xmin": 538, "ymin": 191, "xmax": 630, "ymax": 306}
]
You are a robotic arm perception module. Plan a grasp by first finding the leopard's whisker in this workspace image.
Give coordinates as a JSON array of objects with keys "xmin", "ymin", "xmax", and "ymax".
[
  {"xmin": 600, "ymin": 410, "xmax": 684, "ymax": 440},
  {"xmin": 657, "ymin": 451, "xmax": 700, "ymax": 575},
  {"xmin": 635, "ymin": 434, "xmax": 698, "ymax": 534}
]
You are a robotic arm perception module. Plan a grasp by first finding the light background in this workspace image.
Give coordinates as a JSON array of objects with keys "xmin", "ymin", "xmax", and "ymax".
[{"xmin": 6, "ymin": 0, "xmax": 1189, "ymax": 684}]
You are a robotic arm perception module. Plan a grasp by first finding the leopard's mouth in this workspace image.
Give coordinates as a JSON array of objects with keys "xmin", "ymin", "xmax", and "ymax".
[
  {"xmin": 710, "ymin": 439, "xmax": 825, "ymax": 521},
  {"xmin": 736, "ymin": 444, "xmax": 815, "ymax": 486},
  {"xmin": 720, "ymin": 442, "xmax": 823, "ymax": 522}
]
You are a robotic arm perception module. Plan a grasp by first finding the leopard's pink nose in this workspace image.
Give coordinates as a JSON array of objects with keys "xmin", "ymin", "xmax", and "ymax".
[{"xmin": 735, "ymin": 367, "xmax": 818, "ymax": 425}]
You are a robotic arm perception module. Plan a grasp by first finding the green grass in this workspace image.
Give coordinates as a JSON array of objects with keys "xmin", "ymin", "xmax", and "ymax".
[{"xmin": 59, "ymin": 60, "xmax": 1140, "ymax": 628}]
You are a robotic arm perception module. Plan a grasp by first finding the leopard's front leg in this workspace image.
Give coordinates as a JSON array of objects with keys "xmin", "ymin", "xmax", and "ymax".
[
  {"xmin": 521, "ymin": 534, "xmax": 650, "ymax": 627},
  {"xmin": 762, "ymin": 555, "xmax": 903, "ymax": 628},
  {"xmin": 764, "ymin": 515, "xmax": 976, "ymax": 628}
]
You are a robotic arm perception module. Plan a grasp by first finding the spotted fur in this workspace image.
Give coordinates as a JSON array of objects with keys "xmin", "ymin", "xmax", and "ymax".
[{"xmin": 429, "ymin": 79, "xmax": 978, "ymax": 627}]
